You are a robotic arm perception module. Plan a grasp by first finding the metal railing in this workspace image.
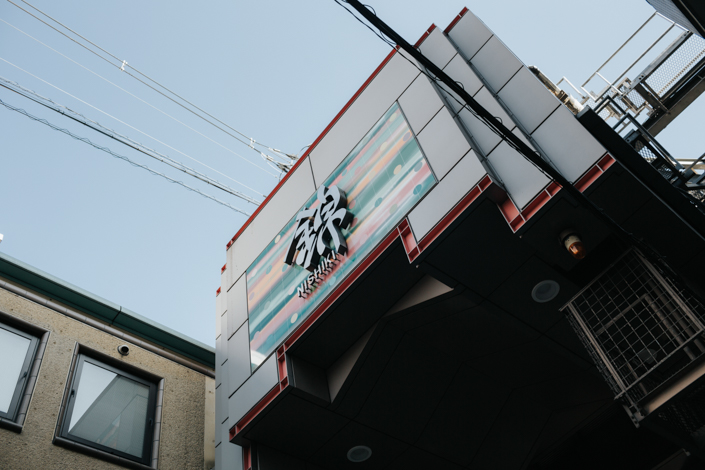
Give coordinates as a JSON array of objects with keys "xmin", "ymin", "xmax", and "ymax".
[{"xmin": 563, "ymin": 249, "xmax": 705, "ymax": 418}]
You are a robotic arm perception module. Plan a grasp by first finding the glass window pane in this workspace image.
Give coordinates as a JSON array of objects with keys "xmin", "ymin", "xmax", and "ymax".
[
  {"xmin": 69, "ymin": 361, "xmax": 150, "ymax": 458},
  {"xmin": 0, "ymin": 327, "xmax": 31, "ymax": 413}
]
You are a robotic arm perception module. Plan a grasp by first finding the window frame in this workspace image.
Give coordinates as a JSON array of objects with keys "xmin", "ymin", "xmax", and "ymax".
[
  {"xmin": 58, "ymin": 353, "xmax": 158, "ymax": 466},
  {"xmin": 0, "ymin": 321, "xmax": 40, "ymax": 422}
]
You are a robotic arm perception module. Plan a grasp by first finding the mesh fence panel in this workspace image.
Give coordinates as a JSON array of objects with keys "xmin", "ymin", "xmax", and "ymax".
[
  {"xmin": 645, "ymin": 34, "xmax": 705, "ymax": 98},
  {"xmin": 565, "ymin": 250, "xmax": 705, "ymax": 404}
]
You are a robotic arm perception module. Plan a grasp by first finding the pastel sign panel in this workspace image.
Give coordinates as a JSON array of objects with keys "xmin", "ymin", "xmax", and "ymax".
[{"xmin": 246, "ymin": 103, "xmax": 436, "ymax": 370}]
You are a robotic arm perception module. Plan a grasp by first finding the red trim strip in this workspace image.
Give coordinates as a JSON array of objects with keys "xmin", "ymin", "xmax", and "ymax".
[
  {"xmin": 414, "ymin": 175, "xmax": 494, "ymax": 256},
  {"xmin": 231, "ymin": 384, "xmax": 280, "ymax": 440},
  {"xmin": 444, "ymin": 7, "xmax": 469, "ymax": 33},
  {"xmin": 414, "ymin": 24, "xmax": 436, "ymax": 48},
  {"xmin": 225, "ymin": 49, "xmax": 398, "ymax": 250},
  {"xmin": 397, "ymin": 219, "xmax": 419, "ymax": 262},
  {"xmin": 283, "ymin": 228, "xmax": 399, "ymax": 350},
  {"xmin": 221, "ymin": 264, "xmax": 227, "ymax": 274},
  {"xmin": 497, "ymin": 154, "xmax": 615, "ymax": 232},
  {"xmin": 243, "ymin": 445, "xmax": 252, "ymax": 470},
  {"xmin": 216, "ymin": 287, "xmax": 221, "ymax": 297}
]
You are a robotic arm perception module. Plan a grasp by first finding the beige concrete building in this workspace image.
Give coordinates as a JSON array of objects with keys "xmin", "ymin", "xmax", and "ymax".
[{"xmin": 0, "ymin": 252, "xmax": 216, "ymax": 470}]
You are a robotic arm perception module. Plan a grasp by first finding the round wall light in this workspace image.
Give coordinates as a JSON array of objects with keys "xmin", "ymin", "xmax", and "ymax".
[
  {"xmin": 531, "ymin": 280, "xmax": 560, "ymax": 303},
  {"xmin": 347, "ymin": 445, "xmax": 372, "ymax": 463}
]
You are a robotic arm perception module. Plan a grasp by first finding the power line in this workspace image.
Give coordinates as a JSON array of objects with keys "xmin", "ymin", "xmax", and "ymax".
[
  {"xmin": 0, "ymin": 97, "xmax": 251, "ymax": 216},
  {"xmin": 0, "ymin": 17, "xmax": 279, "ymax": 183},
  {"xmin": 8, "ymin": 0, "xmax": 297, "ymax": 171},
  {"xmin": 0, "ymin": 76, "xmax": 262, "ymax": 206}
]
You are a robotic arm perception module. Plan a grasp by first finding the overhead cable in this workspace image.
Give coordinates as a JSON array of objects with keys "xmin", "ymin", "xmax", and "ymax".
[
  {"xmin": 0, "ymin": 17, "xmax": 278, "ymax": 183},
  {"xmin": 338, "ymin": 0, "xmax": 705, "ymax": 304},
  {"xmin": 0, "ymin": 76, "xmax": 261, "ymax": 206},
  {"xmin": 8, "ymin": 0, "xmax": 297, "ymax": 172},
  {"xmin": 0, "ymin": 97, "xmax": 250, "ymax": 216}
]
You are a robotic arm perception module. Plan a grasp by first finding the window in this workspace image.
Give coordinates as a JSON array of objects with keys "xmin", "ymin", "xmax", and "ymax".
[
  {"xmin": 59, "ymin": 354, "xmax": 158, "ymax": 466},
  {"xmin": 0, "ymin": 321, "xmax": 40, "ymax": 424}
]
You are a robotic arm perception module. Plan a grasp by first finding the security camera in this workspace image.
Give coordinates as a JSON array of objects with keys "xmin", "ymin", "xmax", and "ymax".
[{"xmin": 117, "ymin": 344, "xmax": 130, "ymax": 356}]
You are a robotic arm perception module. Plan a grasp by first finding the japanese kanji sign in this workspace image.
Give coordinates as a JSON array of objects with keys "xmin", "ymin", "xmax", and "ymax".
[{"xmin": 284, "ymin": 184, "xmax": 353, "ymax": 272}]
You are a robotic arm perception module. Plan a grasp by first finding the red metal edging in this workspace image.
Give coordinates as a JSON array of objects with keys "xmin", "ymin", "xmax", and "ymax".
[
  {"xmin": 497, "ymin": 153, "xmax": 615, "ymax": 232},
  {"xmin": 444, "ymin": 7, "xmax": 469, "ymax": 33}
]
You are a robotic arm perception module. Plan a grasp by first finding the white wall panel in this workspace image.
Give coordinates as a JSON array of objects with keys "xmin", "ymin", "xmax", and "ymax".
[
  {"xmin": 308, "ymin": 52, "xmax": 420, "ymax": 186},
  {"xmin": 216, "ymin": 312, "xmax": 227, "ymax": 366},
  {"xmin": 456, "ymin": 87, "xmax": 515, "ymax": 156},
  {"xmin": 229, "ymin": 162, "xmax": 316, "ymax": 289},
  {"xmin": 216, "ymin": 294, "xmax": 222, "ymax": 339},
  {"xmin": 471, "ymin": 36, "xmax": 522, "ymax": 93},
  {"xmin": 408, "ymin": 150, "xmax": 486, "ymax": 240},
  {"xmin": 227, "ymin": 322, "xmax": 252, "ymax": 397},
  {"xmin": 398, "ymin": 75, "xmax": 444, "ymax": 135},
  {"xmin": 498, "ymin": 67, "xmax": 560, "ymax": 134},
  {"xmin": 531, "ymin": 104, "xmax": 607, "ymax": 182},
  {"xmin": 418, "ymin": 27, "xmax": 457, "ymax": 69},
  {"xmin": 416, "ymin": 106, "xmax": 472, "ymax": 180},
  {"xmin": 487, "ymin": 141, "xmax": 550, "ymax": 208},
  {"xmin": 227, "ymin": 272, "xmax": 248, "ymax": 340},
  {"xmin": 447, "ymin": 10, "xmax": 493, "ymax": 60},
  {"xmin": 441, "ymin": 54, "xmax": 484, "ymax": 109},
  {"xmin": 229, "ymin": 354, "xmax": 279, "ymax": 425}
]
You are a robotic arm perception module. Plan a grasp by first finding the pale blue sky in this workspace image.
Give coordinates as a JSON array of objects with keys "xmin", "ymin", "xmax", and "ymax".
[{"xmin": 1, "ymin": 0, "xmax": 700, "ymax": 346}]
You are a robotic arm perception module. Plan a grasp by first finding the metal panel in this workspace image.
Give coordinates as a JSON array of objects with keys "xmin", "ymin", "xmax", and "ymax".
[
  {"xmin": 471, "ymin": 36, "xmax": 523, "ymax": 93},
  {"xmin": 456, "ymin": 88, "xmax": 514, "ymax": 155},
  {"xmin": 498, "ymin": 67, "xmax": 561, "ymax": 134},
  {"xmin": 227, "ymin": 272, "xmax": 248, "ymax": 340},
  {"xmin": 229, "ymin": 162, "xmax": 316, "ymax": 289},
  {"xmin": 216, "ymin": 435, "xmax": 244, "ymax": 470},
  {"xmin": 216, "ymin": 313, "xmax": 227, "ymax": 368},
  {"xmin": 486, "ymin": 141, "xmax": 550, "ymax": 208},
  {"xmin": 227, "ymin": 322, "xmax": 252, "ymax": 397},
  {"xmin": 418, "ymin": 27, "xmax": 457, "ymax": 69},
  {"xmin": 228, "ymin": 353, "xmax": 278, "ymax": 425},
  {"xmin": 447, "ymin": 10, "xmax": 493, "ymax": 60},
  {"xmin": 441, "ymin": 54, "xmax": 484, "ymax": 107},
  {"xmin": 408, "ymin": 149, "xmax": 486, "ymax": 240},
  {"xmin": 308, "ymin": 52, "xmax": 420, "ymax": 186},
  {"xmin": 416, "ymin": 106, "xmax": 472, "ymax": 180},
  {"xmin": 216, "ymin": 384, "xmax": 227, "ymax": 428},
  {"xmin": 398, "ymin": 74, "xmax": 445, "ymax": 135},
  {"xmin": 531, "ymin": 104, "xmax": 607, "ymax": 182},
  {"xmin": 216, "ymin": 298, "xmax": 222, "ymax": 340}
]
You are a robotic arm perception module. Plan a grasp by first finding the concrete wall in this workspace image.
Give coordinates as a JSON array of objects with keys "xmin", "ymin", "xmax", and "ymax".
[{"xmin": 0, "ymin": 281, "xmax": 214, "ymax": 470}]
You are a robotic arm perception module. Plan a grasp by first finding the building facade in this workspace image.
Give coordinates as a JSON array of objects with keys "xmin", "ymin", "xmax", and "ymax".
[
  {"xmin": 216, "ymin": 7, "xmax": 705, "ymax": 470},
  {"xmin": 0, "ymin": 252, "xmax": 216, "ymax": 470}
]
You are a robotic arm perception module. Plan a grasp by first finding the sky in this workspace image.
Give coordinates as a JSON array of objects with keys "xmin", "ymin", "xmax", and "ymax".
[{"xmin": 1, "ymin": 0, "xmax": 702, "ymax": 347}]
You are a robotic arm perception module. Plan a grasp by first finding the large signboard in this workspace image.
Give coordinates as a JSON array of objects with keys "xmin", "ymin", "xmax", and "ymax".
[{"xmin": 246, "ymin": 103, "xmax": 436, "ymax": 370}]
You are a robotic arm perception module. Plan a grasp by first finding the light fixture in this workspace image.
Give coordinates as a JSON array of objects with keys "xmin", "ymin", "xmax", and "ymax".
[
  {"xmin": 559, "ymin": 229, "xmax": 586, "ymax": 260},
  {"xmin": 0, "ymin": 233, "xmax": 3, "ymax": 244},
  {"xmin": 347, "ymin": 445, "xmax": 372, "ymax": 462},
  {"xmin": 532, "ymin": 280, "xmax": 560, "ymax": 303}
]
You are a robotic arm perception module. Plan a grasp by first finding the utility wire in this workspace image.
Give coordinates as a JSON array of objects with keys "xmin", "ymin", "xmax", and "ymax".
[
  {"xmin": 0, "ymin": 17, "xmax": 278, "ymax": 183},
  {"xmin": 0, "ymin": 76, "xmax": 261, "ymax": 205},
  {"xmin": 332, "ymin": 0, "xmax": 537, "ymax": 176},
  {"xmin": 338, "ymin": 0, "xmax": 705, "ymax": 306},
  {"xmin": 8, "ymin": 0, "xmax": 297, "ymax": 171},
  {"xmin": 0, "ymin": 97, "xmax": 250, "ymax": 216}
]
